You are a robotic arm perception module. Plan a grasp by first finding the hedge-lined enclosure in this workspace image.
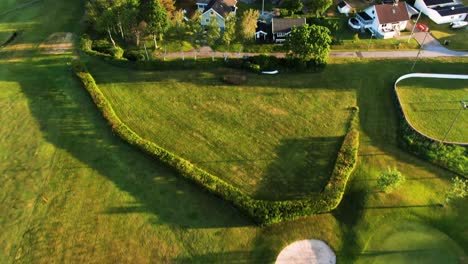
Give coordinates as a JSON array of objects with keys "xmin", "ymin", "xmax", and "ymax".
[
  {"xmin": 394, "ymin": 74, "xmax": 467, "ymax": 177},
  {"xmin": 71, "ymin": 59, "xmax": 360, "ymax": 224}
]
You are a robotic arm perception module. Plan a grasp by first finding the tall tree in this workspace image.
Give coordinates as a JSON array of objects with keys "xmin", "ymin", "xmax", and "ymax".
[
  {"xmin": 238, "ymin": 9, "xmax": 259, "ymax": 42},
  {"xmin": 160, "ymin": 0, "xmax": 176, "ymax": 16},
  {"xmin": 306, "ymin": 0, "xmax": 332, "ymax": 17},
  {"xmin": 139, "ymin": 0, "xmax": 168, "ymax": 49},
  {"xmin": 221, "ymin": 14, "xmax": 236, "ymax": 48},
  {"xmin": 285, "ymin": 24, "xmax": 331, "ymax": 64},
  {"xmin": 167, "ymin": 10, "xmax": 187, "ymax": 52},
  {"xmin": 186, "ymin": 11, "xmax": 204, "ymax": 54},
  {"xmin": 96, "ymin": 8, "xmax": 117, "ymax": 47},
  {"xmin": 281, "ymin": 0, "xmax": 303, "ymax": 14},
  {"xmin": 206, "ymin": 17, "xmax": 221, "ymax": 49}
]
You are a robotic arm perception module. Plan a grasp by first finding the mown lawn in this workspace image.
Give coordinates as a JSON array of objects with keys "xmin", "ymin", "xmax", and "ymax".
[
  {"xmin": 396, "ymin": 77, "xmax": 468, "ymax": 143},
  {"xmin": 0, "ymin": 0, "xmax": 467, "ymax": 263},
  {"xmin": 88, "ymin": 62, "xmax": 356, "ymax": 200}
]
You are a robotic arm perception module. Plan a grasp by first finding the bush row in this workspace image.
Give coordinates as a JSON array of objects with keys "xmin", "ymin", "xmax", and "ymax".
[
  {"xmin": 72, "ymin": 59, "xmax": 359, "ymax": 224},
  {"xmin": 399, "ymin": 118, "xmax": 467, "ymax": 177}
]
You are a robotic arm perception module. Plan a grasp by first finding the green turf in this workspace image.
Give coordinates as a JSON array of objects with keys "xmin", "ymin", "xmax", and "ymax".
[
  {"xmin": 357, "ymin": 221, "xmax": 465, "ymax": 264},
  {"xmin": 87, "ymin": 62, "xmax": 356, "ymax": 200},
  {"xmin": 396, "ymin": 77, "xmax": 468, "ymax": 143},
  {"xmin": 0, "ymin": 0, "xmax": 467, "ymax": 262}
]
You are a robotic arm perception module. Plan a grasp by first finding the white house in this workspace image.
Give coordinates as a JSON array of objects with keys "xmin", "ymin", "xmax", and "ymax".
[
  {"xmin": 337, "ymin": 1, "xmax": 352, "ymax": 14},
  {"xmin": 349, "ymin": 2, "xmax": 410, "ymax": 39},
  {"xmin": 199, "ymin": 0, "xmax": 237, "ymax": 29},
  {"xmin": 271, "ymin": 18, "xmax": 306, "ymax": 43},
  {"xmin": 414, "ymin": 0, "xmax": 468, "ymax": 24}
]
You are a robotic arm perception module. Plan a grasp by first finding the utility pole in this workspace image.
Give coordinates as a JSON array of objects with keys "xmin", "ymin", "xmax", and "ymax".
[
  {"xmin": 411, "ymin": 29, "xmax": 429, "ymax": 71},
  {"xmin": 408, "ymin": 11, "xmax": 422, "ymax": 43},
  {"xmin": 367, "ymin": 33, "xmax": 375, "ymax": 50},
  {"xmin": 262, "ymin": 0, "xmax": 265, "ymax": 17},
  {"xmin": 442, "ymin": 101, "xmax": 466, "ymax": 142}
]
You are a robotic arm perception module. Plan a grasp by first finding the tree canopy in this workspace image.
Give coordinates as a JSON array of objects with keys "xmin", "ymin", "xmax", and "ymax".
[
  {"xmin": 285, "ymin": 24, "xmax": 332, "ymax": 65},
  {"xmin": 139, "ymin": 0, "xmax": 168, "ymax": 48},
  {"xmin": 238, "ymin": 9, "xmax": 259, "ymax": 42}
]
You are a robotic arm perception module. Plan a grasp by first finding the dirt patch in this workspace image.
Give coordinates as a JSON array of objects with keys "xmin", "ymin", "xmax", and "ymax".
[
  {"xmin": 276, "ymin": 239, "xmax": 336, "ymax": 264},
  {"xmin": 39, "ymin": 32, "xmax": 74, "ymax": 54}
]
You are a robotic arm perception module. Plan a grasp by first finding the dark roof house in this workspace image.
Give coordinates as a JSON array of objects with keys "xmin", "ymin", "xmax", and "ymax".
[
  {"xmin": 204, "ymin": 0, "xmax": 237, "ymax": 17},
  {"xmin": 271, "ymin": 18, "xmax": 306, "ymax": 43}
]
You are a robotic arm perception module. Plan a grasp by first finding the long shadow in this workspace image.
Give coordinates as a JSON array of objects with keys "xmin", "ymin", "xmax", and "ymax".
[
  {"xmin": 364, "ymin": 204, "xmax": 443, "ymax": 209},
  {"xmin": 254, "ymin": 136, "xmax": 343, "ymax": 200},
  {"xmin": 5, "ymin": 57, "xmax": 251, "ymax": 228},
  {"xmin": 333, "ymin": 185, "xmax": 368, "ymax": 262},
  {"xmin": 174, "ymin": 250, "xmax": 272, "ymax": 264}
]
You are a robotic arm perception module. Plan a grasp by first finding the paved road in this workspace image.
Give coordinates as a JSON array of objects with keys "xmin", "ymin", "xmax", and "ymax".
[{"xmin": 159, "ymin": 34, "xmax": 468, "ymax": 60}]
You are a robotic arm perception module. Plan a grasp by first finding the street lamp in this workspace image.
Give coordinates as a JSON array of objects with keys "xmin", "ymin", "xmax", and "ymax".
[
  {"xmin": 411, "ymin": 27, "xmax": 429, "ymax": 71},
  {"xmin": 408, "ymin": 12, "xmax": 422, "ymax": 43},
  {"xmin": 367, "ymin": 32, "xmax": 375, "ymax": 50}
]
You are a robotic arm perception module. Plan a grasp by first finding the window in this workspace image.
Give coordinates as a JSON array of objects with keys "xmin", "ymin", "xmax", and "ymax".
[
  {"xmin": 211, "ymin": 11, "xmax": 214, "ymax": 15},
  {"xmin": 205, "ymin": 18, "xmax": 209, "ymax": 23}
]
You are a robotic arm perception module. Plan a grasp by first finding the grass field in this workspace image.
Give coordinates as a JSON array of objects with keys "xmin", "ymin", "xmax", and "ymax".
[
  {"xmin": 396, "ymin": 77, "xmax": 468, "ymax": 143},
  {"xmin": 87, "ymin": 61, "xmax": 355, "ymax": 200},
  {"xmin": 0, "ymin": 0, "xmax": 467, "ymax": 262}
]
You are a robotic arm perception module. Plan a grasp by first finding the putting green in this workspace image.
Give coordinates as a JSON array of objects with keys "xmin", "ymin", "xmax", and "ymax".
[{"xmin": 358, "ymin": 221, "xmax": 466, "ymax": 264}]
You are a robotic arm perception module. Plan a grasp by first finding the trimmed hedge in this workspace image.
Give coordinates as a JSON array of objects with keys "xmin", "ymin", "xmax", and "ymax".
[
  {"xmin": 72, "ymin": 59, "xmax": 360, "ymax": 224},
  {"xmin": 399, "ymin": 118, "xmax": 467, "ymax": 177}
]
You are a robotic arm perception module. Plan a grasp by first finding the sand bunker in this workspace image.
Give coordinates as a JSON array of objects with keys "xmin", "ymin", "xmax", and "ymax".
[{"xmin": 276, "ymin": 239, "xmax": 336, "ymax": 264}]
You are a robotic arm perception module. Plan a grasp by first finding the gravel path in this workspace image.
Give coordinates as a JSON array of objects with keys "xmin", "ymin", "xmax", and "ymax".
[{"xmin": 275, "ymin": 239, "xmax": 336, "ymax": 264}]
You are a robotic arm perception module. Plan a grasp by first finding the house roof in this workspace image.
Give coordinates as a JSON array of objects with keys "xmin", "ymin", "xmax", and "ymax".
[
  {"xmin": 432, "ymin": 4, "xmax": 468, "ymax": 16},
  {"xmin": 422, "ymin": 0, "xmax": 454, "ymax": 6},
  {"xmin": 406, "ymin": 2, "xmax": 420, "ymax": 16},
  {"xmin": 272, "ymin": 18, "xmax": 306, "ymax": 33},
  {"xmin": 256, "ymin": 21, "xmax": 270, "ymax": 33},
  {"xmin": 338, "ymin": 1, "xmax": 350, "ymax": 8},
  {"xmin": 204, "ymin": 0, "xmax": 237, "ymax": 17},
  {"xmin": 197, "ymin": 0, "xmax": 210, "ymax": 4},
  {"xmin": 375, "ymin": 3, "xmax": 410, "ymax": 24},
  {"xmin": 358, "ymin": 11, "xmax": 373, "ymax": 21}
]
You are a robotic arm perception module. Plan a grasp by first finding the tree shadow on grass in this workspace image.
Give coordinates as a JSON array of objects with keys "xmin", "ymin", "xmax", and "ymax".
[
  {"xmin": 173, "ymin": 250, "xmax": 272, "ymax": 264},
  {"xmin": 7, "ymin": 58, "xmax": 251, "ymax": 229},
  {"xmin": 332, "ymin": 186, "xmax": 368, "ymax": 263},
  {"xmin": 254, "ymin": 136, "xmax": 343, "ymax": 201}
]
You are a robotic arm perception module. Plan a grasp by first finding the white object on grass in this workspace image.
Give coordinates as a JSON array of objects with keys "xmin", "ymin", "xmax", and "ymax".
[
  {"xmin": 276, "ymin": 239, "xmax": 336, "ymax": 264},
  {"xmin": 262, "ymin": 70, "xmax": 279, "ymax": 75}
]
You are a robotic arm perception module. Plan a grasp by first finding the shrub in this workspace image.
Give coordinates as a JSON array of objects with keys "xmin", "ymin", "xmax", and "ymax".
[
  {"xmin": 110, "ymin": 46, "xmax": 124, "ymax": 59},
  {"xmin": 91, "ymin": 39, "xmax": 113, "ymax": 54},
  {"xmin": 246, "ymin": 62, "xmax": 261, "ymax": 73},
  {"xmin": 80, "ymin": 34, "xmax": 92, "ymax": 52},
  {"xmin": 250, "ymin": 55, "xmax": 279, "ymax": 70},
  {"xmin": 444, "ymin": 177, "xmax": 467, "ymax": 205},
  {"xmin": 377, "ymin": 168, "xmax": 406, "ymax": 193},
  {"xmin": 123, "ymin": 49, "xmax": 146, "ymax": 61},
  {"xmin": 353, "ymin": 33, "xmax": 360, "ymax": 43}
]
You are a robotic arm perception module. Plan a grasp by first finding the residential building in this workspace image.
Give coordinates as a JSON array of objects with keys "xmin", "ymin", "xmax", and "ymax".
[
  {"xmin": 271, "ymin": 18, "xmax": 306, "ymax": 43},
  {"xmin": 414, "ymin": 0, "xmax": 468, "ymax": 24},
  {"xmin": 199, "ymin": 0, "xmax": 237, "ymax": 29}
]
